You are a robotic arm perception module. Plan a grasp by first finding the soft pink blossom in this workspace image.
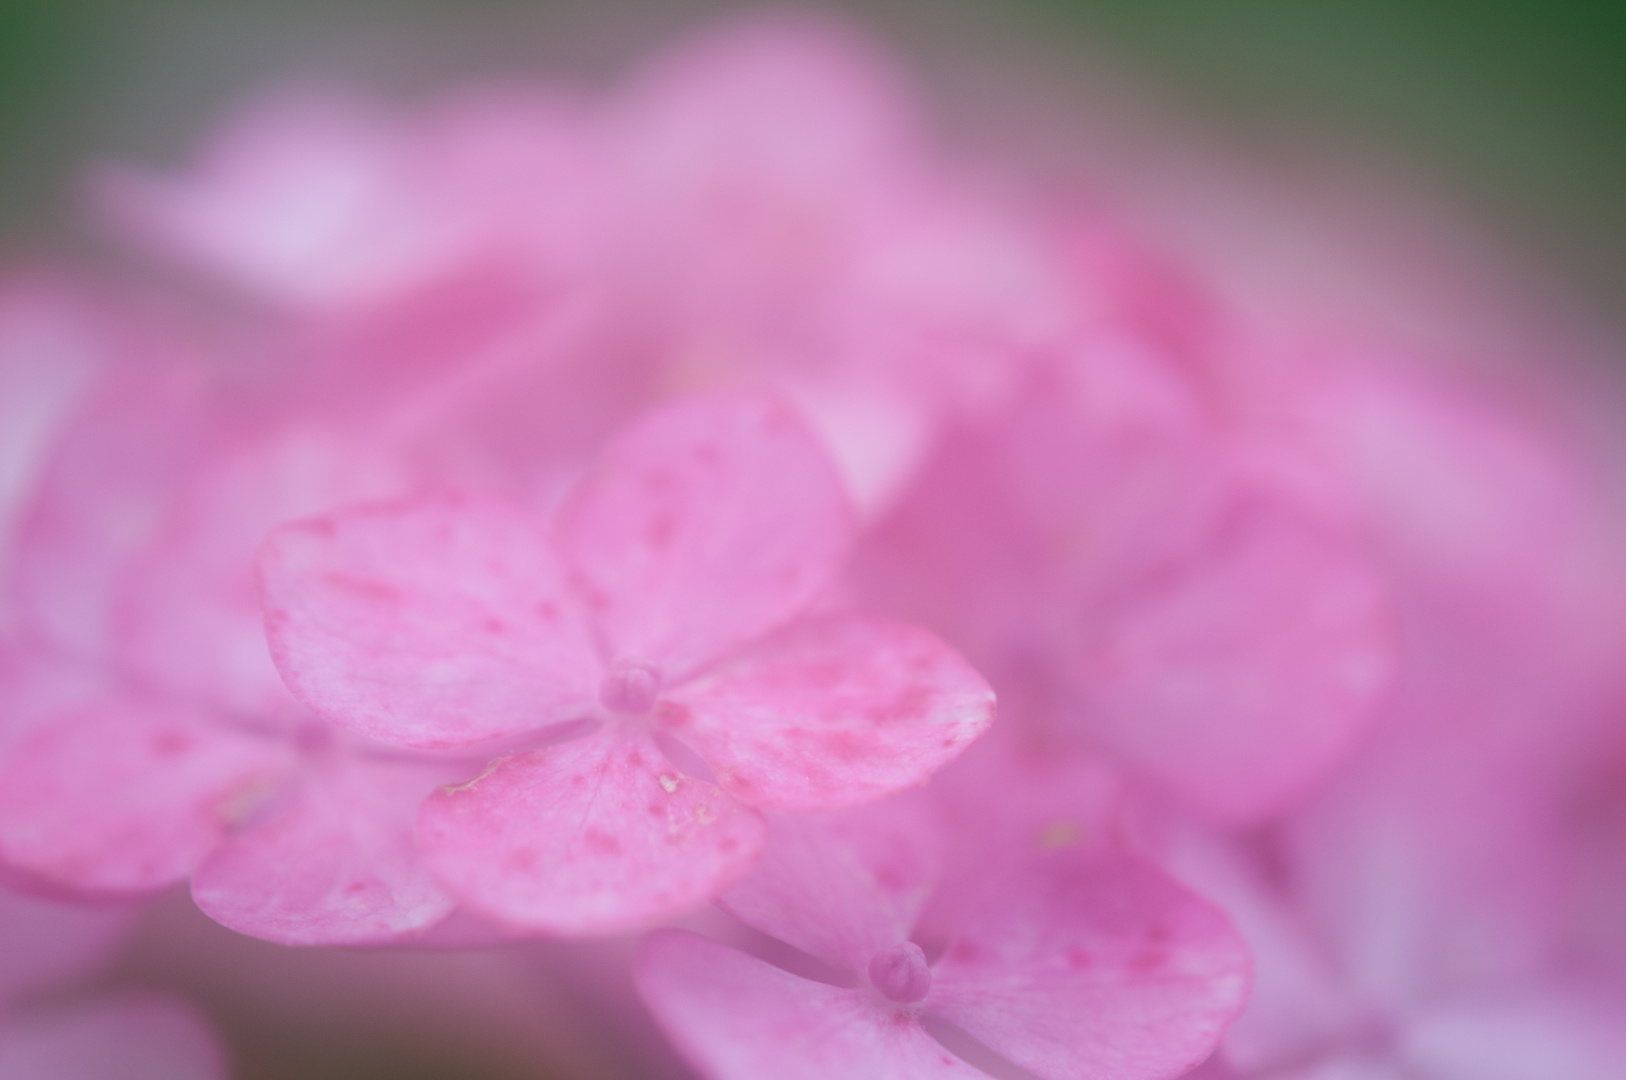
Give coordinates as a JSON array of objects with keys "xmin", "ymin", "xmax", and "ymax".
[
  {"xmin": 261, "ymin": 390, "xmax": 994, "ymax": 934},
  {"xmin": 637, "ymin": 796, "xmax": 1250, "ymax": 1080}
]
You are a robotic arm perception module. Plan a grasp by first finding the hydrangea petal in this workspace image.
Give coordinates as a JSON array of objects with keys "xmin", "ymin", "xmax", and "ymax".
[
  {"xmin": 1162, "ymin": 831, "xmax": 1352, "ymax": 1075},
  {"xmin": 120, "ymin": 424, "xmax": 408, "ymax": 719},
  {"xmin": 260, "ymin": 493, "xmax": 599, "ymax": 748},
  {"xmin": 0, "ymin": 700, "xmax": 289, "ymax": 894},
  {"xmin": 557, "ymin": 391, "xmax": 855, "ymax": 677},
  {"xmin": 929, "ymin": 850, "xmax": 1251, "ymax": 1080},
  {"xmin": 0, "ymin": 998, "xmax": 226, "ymax": 1080},
  {"xmin": 636, "ymin": 929, "xmax": 984, "ymax": 1080},
  {"xmin": 1075, "ymin": 490, "xmax": 1391, "ymax": 822},
  {"xmin": 9, "ymin": 364, "xmax": 210, "ymax": 663},
  {"xmin": 192, "ymin": 753, "xmax": 460, "ymax": 945},
  {"xmin": 718, "ymin": 792, "xmax": 945, "ymax": 973},
  {"xmin": 1284, "ymin": 722, "xmax": 1561, "ymax": 1013},
  {"xmin": 92, "ymin": 89, "xmax": 463, "ymax": 309},
  {"xmin": 418, "ymin": 727, "xmax": 766, "ymax": 934},
  {"xmin": 0, "ymin": 281, "xmax": 108, "ymax": 591},
  {"xmin": 662, "ymin": 614, "xmax": 993, "ymax": 811}
]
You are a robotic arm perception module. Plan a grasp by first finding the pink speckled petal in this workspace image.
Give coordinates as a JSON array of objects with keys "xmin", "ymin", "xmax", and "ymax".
[
  {"xmin": 557, "ymin": 391, "xmax": 856, "ymax": 677},
  {"xmin": 662, "ymin": 614, "xmax": 994, "ymax": 811},
  {"xmin": 636, "ymin": 929, "xmax": 983, "ymax": 1080},
  {"xmin": 930, "ymin": 850, "xmax": 1251, "ymax": 1080},
  {"xmin": 192, "ymin": 753, "xmax": 460, "ymax": 945},
  {"xmin": 718, "ymin": 792, "xmax": 945, "ymax": 973},
  {"xmin": 260, "ymin": 493, "xmax": 599, "ymax": 749},
  {"xmin": 418, "ymin": 727, "xmax": 766, "ymax": 935},
  {"xmin": 0, "ymin": 700, "xmax": 290, "ymax": 895},
  {"xmin": 0, "ymin": 998, "xmax": 227, "ymax": 1080},
  {"xmin": 1076, "ymin": 490, "xmax": 1392, "ymax": 823}
]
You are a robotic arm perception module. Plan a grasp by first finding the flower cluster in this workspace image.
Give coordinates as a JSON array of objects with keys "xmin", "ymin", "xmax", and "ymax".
[{"xmin": 1, "ymin": 10, "xmax": 1624, "ymax": 1079}]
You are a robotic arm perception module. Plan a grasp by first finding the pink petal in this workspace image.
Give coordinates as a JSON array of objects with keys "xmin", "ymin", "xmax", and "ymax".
[
  {"xmin": 91, "ymin": 88, "xmax": 467, "ymax": 309},
  {"xmin": 922, "ymin": 727, "xmax": 1124, "ymax": 931},
  {"xmin": 636, "ymin": 929, "xmax": 984, "ymax": 1080},
  {"xmin": 8, "ymin": 363, "xmax": 211, "ymax": 664},
  {"xmin": 119, "ymin": 424, "xmax": 409, "ymax": 720},
  {"xmin": 0, "ymin": 998, "xmax": 226, "ymax": 1080},
  {"xmin": 1283, "ymin": 731, "xmax": 1566, "ymax": 1015},
  {"xmin": 260, "ymin": 493, "xmax": 599, "ymax": 749},
  {"xmin": 718, "ymin": 792, "xmax": 946, "ymax": 973},
  {"xmin": 0, "ymin": 280, "xmax": 108, "ymax": 576},
  {"xmin": 1074, "ymin": 489, "xmax": 1392, "ymax": 823},
  {"xmin": 662, "ymin": 613, "xmax": 994, "ymax": 811},
  {"xmin": 417, "ymin": 726, "xmax": 766, "ymax": 934},
  {"xmin": 557, "ymin": 391, "xmax": 856, "ymax": 678},
  {"xmin": 192, "ymin": 753, "xmax": 460, "ymax": 945},
  {"xmin": 1161, "ymin": 831, "xmax": 1353, "ymax": 1076},
  {"xmin": 929, "ymin": 850, "xmax": 1251, "ymax": 1080},
  {"xmin": 0, "ymin": 700, "xmax": 290, "ymax": 895}
]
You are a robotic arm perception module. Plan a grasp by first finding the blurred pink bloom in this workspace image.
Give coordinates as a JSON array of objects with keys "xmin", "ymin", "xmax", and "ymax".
[
  {"xmin": 0, "ymin": 7, "xmax": 1621, "ymax": 1077},
  {"xmin": 0, "ymin": 279, "xmax": 532, "ymax": 945},
  {"xmin": 637, "ymin": 796, "xmax": 1250, "ymax": 1080},
  {"xmin": 261, "ymin": 390, "xmax": 993, "ymax": 934},
  {"xmin": 854, "ymin": 341, "xmax": 1394, "ymax": 824}
]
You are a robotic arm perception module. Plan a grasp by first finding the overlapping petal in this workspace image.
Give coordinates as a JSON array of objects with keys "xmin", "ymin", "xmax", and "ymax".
[
  {"xmin": 260, "ymin": 493, "xmax": 599, "ymax": 748},
  {"xmin": 191, "ymin": 753, "xmax": 461, "ymax": 945},
  {"xmin": 557, "ymin": 391, "xmax": 856, "ymax": 677},
  {"xmin": 637, "ymin": 929, "xmax": 983, "ymax": 1080},
  {"xmin": 664, "ymin": 614, "xmax": 994, "ymax": 811},
  {"xmin": 1074, "ymin": 489, "xmax": 1392, "ymax": 822},
  {"xmin": 417, "ymin": 726, "xmax": 766, "ymax": 934},
  {"xmin": 930, "ymin": 851, "xmax": 1252, "ymax": 1080},
  {"xmin": 0, "ymin": 700, "xmax": 290, "ymax": 894},
  {"xmin": 717, "ymin": 793, "xmax": 945, "ymax": 973}
]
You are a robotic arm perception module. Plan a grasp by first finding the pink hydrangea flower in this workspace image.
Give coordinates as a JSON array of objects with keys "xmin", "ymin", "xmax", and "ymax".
[
  {"xmin": 636, "ymin": 795, "xmax": 1250, "ymax": 1080},
  {"xmin": 260, "ymin": 390, "xmax": 995, "ymax": 934},
  {"xmin": 3, "ymin": 6, "xmax": 1624, "ymax": 1076},
  {"xmin": 1150, "ymin": 352, "xmax": 1626, "ymax": 1080},
  {"xmin": 854, "ymin": 340, "xmax": 1394, "ymax": 824},
  {"xmin": 0, "ymin": 301, "xmax": 490, "ymax": 945},
  {"xmin": 1169, "ymin": 734, "xmax": 1626, "ymax": 1080}
]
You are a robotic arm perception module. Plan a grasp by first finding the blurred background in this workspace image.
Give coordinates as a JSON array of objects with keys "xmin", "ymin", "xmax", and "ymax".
[
  {"xmin": 3, "ymin": 2, "xmax": 1624, "ymax": 1078},
  {"xmin": 2, "ymin": 0, "xmax": 1624, "ymax": 319}
]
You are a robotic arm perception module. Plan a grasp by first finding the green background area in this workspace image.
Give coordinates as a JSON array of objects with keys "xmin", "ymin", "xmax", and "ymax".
[{"xmin": 2, "ymin": 0, "xmax": 1624, "ymax": 317}]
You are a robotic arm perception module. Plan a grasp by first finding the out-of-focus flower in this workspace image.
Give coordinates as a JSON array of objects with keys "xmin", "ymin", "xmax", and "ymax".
[
  {"xmin": 638, "ymin": 795, "xmax": 1250, "ymax": 1080},
  {"xmin": 0, "ymin": 6, "xmax": 1622, "ymax": 1077}
]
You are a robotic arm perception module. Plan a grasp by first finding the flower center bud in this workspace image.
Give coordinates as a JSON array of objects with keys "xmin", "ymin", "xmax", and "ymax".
[
  {"xmin": 599, "ymin": 658, "xmax": 663, "ymax": 715},
  {"xmin": 868, "ymin": 942, "xmax": 932, "ymax": 1004}
]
